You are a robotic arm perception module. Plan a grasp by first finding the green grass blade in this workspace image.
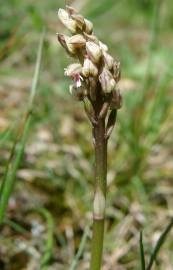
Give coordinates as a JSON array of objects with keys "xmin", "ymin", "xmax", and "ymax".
[
  {"xmin": 4, "ymin": 217, "xmax": 29, "ymax": 234},
  {"xmin": 140, "ymin": 231, "xmax": 146, "ymax": 270},
  {"xmin": 142, "ymin": 0, "xmax": 162, "ymax": 91},
  {"xmin": 0, "ymin": 114, "xmax": 32, "ymax": 223},
  {"xmin": 70, "ymin": 224, "xmax": 90, "ymax": 270},
  {"xmin": 146, "ymin": 217, "xmax": 173, "ymax": 270},
  {"xmin": 0, "ymin": 29, "xmax": 45, "ymax": 224},
  {"xmin": 33, "ymin": 208, "xmax": 54, "ymax": 269},
  {"xmin": 29, "ymin": 28, "xmax": 45, "ymax": 109},
  {"xmin": 0, "ymin": 128, "xmax": 12, "ymax": 145}
]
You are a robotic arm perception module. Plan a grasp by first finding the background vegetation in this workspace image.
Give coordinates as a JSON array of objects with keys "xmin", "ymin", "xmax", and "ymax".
[{"xmin": 0, "ymin": 0, "xmax": 173, "ymax": 269}]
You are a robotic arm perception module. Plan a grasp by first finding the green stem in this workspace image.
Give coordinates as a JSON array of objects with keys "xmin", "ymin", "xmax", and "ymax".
[{"xmin": 90, "ymin": 118, "xmax": 107, "ymax": 270}]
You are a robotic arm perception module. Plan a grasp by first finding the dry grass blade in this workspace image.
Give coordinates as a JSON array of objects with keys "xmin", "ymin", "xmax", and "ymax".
[{"xmin": 0, "ymin": 29, "xmax": 45, "ymax": 224}]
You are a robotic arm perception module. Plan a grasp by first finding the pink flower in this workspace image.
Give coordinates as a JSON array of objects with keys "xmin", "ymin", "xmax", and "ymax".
[{"xmin": 64, "ymin": 63, "xmax": 83, "ymax": 88}]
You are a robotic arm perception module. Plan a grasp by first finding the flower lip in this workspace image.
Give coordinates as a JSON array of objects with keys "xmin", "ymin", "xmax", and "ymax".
[
  {"xmin": 64, "ymin": 64, "xmax": 83, "ymax": 88},
  {"xmin": 73, "ymin": 74, "xmax": 83, "ymax": 88}
]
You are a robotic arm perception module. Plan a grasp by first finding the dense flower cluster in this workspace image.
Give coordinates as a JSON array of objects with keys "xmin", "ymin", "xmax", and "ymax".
[{"xmin": 57, "ymin": 6, "xmax": 122, "ymax": 110}]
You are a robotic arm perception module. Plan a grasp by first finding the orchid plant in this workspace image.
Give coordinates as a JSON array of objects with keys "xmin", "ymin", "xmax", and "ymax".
[{"xmin": 57, "ymin": 6, "xmax": 122, "ymax": 270}]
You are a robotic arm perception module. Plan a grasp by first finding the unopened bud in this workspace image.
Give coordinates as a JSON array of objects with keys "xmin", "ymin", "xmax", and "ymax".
[
  {"xmin": 57, "ymin": 33, "xmax": 76, "ymax": 55},
  {"xmin": 103, "ymin": 51, "xmax": 114, "ymax": 70},
  {"xmin": 86, "ymin": 41, "xmax": 102, "ymax": 63},
  {"xmin": 89, "ymin": 77, "xmax": 97, "ymax": 101},
  {"xmin": 93, "ymin": 188, "xmax": 105, "ymax": 220},
  {"xmin": 99, "ymin": 68, "xmax": 116, "ymax": 93},
  {"xmin": 71, "ymin": 14, "xmax": 85, "ymax": 30},
  {"xmin": 84, "ymin": 19, "xmax": 93, "ymax": 34},
  {"xmin": 113, "ymin": 61, "xmax": 121, "ymax": 82},
  {"xmin": 82, "ymin": 58, "xmax": 98, "ymax": 77},
  {"xmin": 83, "ymin": 97, "xmax": 95, "ymax": 122},
  {"xmin": 110, "ymin": 89, "xmax": 122, "ymax": 109},
  {"xmin": 69, "ymin": 34, "xmax": 86, "ymax": 48},
  {"xmin": 84, "ymin": 33, "xmax": 99, "ymax": 44},
  {"xmin": 58, "ymin": 8, "xmax": 77, "ymax": 33},
  {"xmin": 66, "ymin": 5, "xmax": 77, "ymax": 15},
  {"xmin": 69, "ymin": 84, "xmax": 86, "ymax": 101},
  {"xmin": 64, "ymin": 63, "xmax": 82, "ymax": 77},
  {"xmin": 99, "ymin": 41, "xmax": 108, "ymax": 52}
]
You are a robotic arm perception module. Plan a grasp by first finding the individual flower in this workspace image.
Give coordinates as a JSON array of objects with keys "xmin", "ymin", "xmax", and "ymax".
[
  {"xmin": 57, "ymin": 34, "xmax": 76, "ymax": 55},
  {"xmin": 103, "ymin": 51, "xmax": 114, "ymax": 70},
  {"xmin": 110, "ymin": 89, "xmax": 122, "ymax": 109},
  {"xmin": 64, "ymin": 63, "xmax": 83, "ymax": 88},
  {"xmin": 64, "ymin": 63, "xmax": 82, "ymax": 76},
  {"xmin": 86, "ymin": 41, "xmax": 102, "ymax": 63},
  {"xmin": 83, "ymin": 33, "xmax": 99, "ymax": 44},
  {"xmin": 69, "ymin": 34, "xmax": 86, "ymax": 48},
  {"xmin": 99, "ymin": 41, "xmax": 108, "ymax": 52},
  {"xmin": 84, "ymin": 19, "xmax": 93, "ymax": 34},
  {"xmin": 99, "ymin": 68, "xmax": 116, "ymax": 93},
  {"xmin": 58, "ymin": 8, "xmax": 77, "ymax": 33},
  {"xmin": 71, "ymin": 14, "xmax": 85, "ymax": 30},
  {"xmin": 69, "ymin": 84, "xmax": 86, "ymax": 100},
  {"xmin": 113, "ymin": 61, "xmax": 121, "ymax": 82},
  {"xmin": 82, "ymin": 57, "xmax": 98, "ymax": 77}
]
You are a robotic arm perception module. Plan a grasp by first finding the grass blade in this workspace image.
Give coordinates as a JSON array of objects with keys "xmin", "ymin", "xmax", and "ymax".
[
  {"xmin": 0, "ymin": 128, "xmax": 12, "ymax": 145},
  {"xmin": 4, "ymin": 217, "xmax": 29, "ymax": 234},
  {"xmin": 29, "ymin": 28, "xmax": 45, "ymax": 109},
  {"xmin": 0, "ymin": 114, "xmax": 32, "ymax": 223},
  {"xmin": 140, "ymin": 231, "xmax": 146, "ymax": 270},
  {"xmin": 36, "ymin": 208, "xmax": 54, "ymax": 269},
  {"xmin": 0, "ymin": 29, "xmax": 45, "ymax": 224},
  {"xmin": 27, "ymin": 207, "xmax": 54, "ymax": 269},
  {"xmin": 146, "ymin": 217, "xmax": 173, "ymax": 270},
  {"xmin": 142, "ymin": 0, "xmax": 162, "ymax": 92},
  {"xmin": 70, "ymin": 224, "xmax": 90, "ymax": 270}
]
